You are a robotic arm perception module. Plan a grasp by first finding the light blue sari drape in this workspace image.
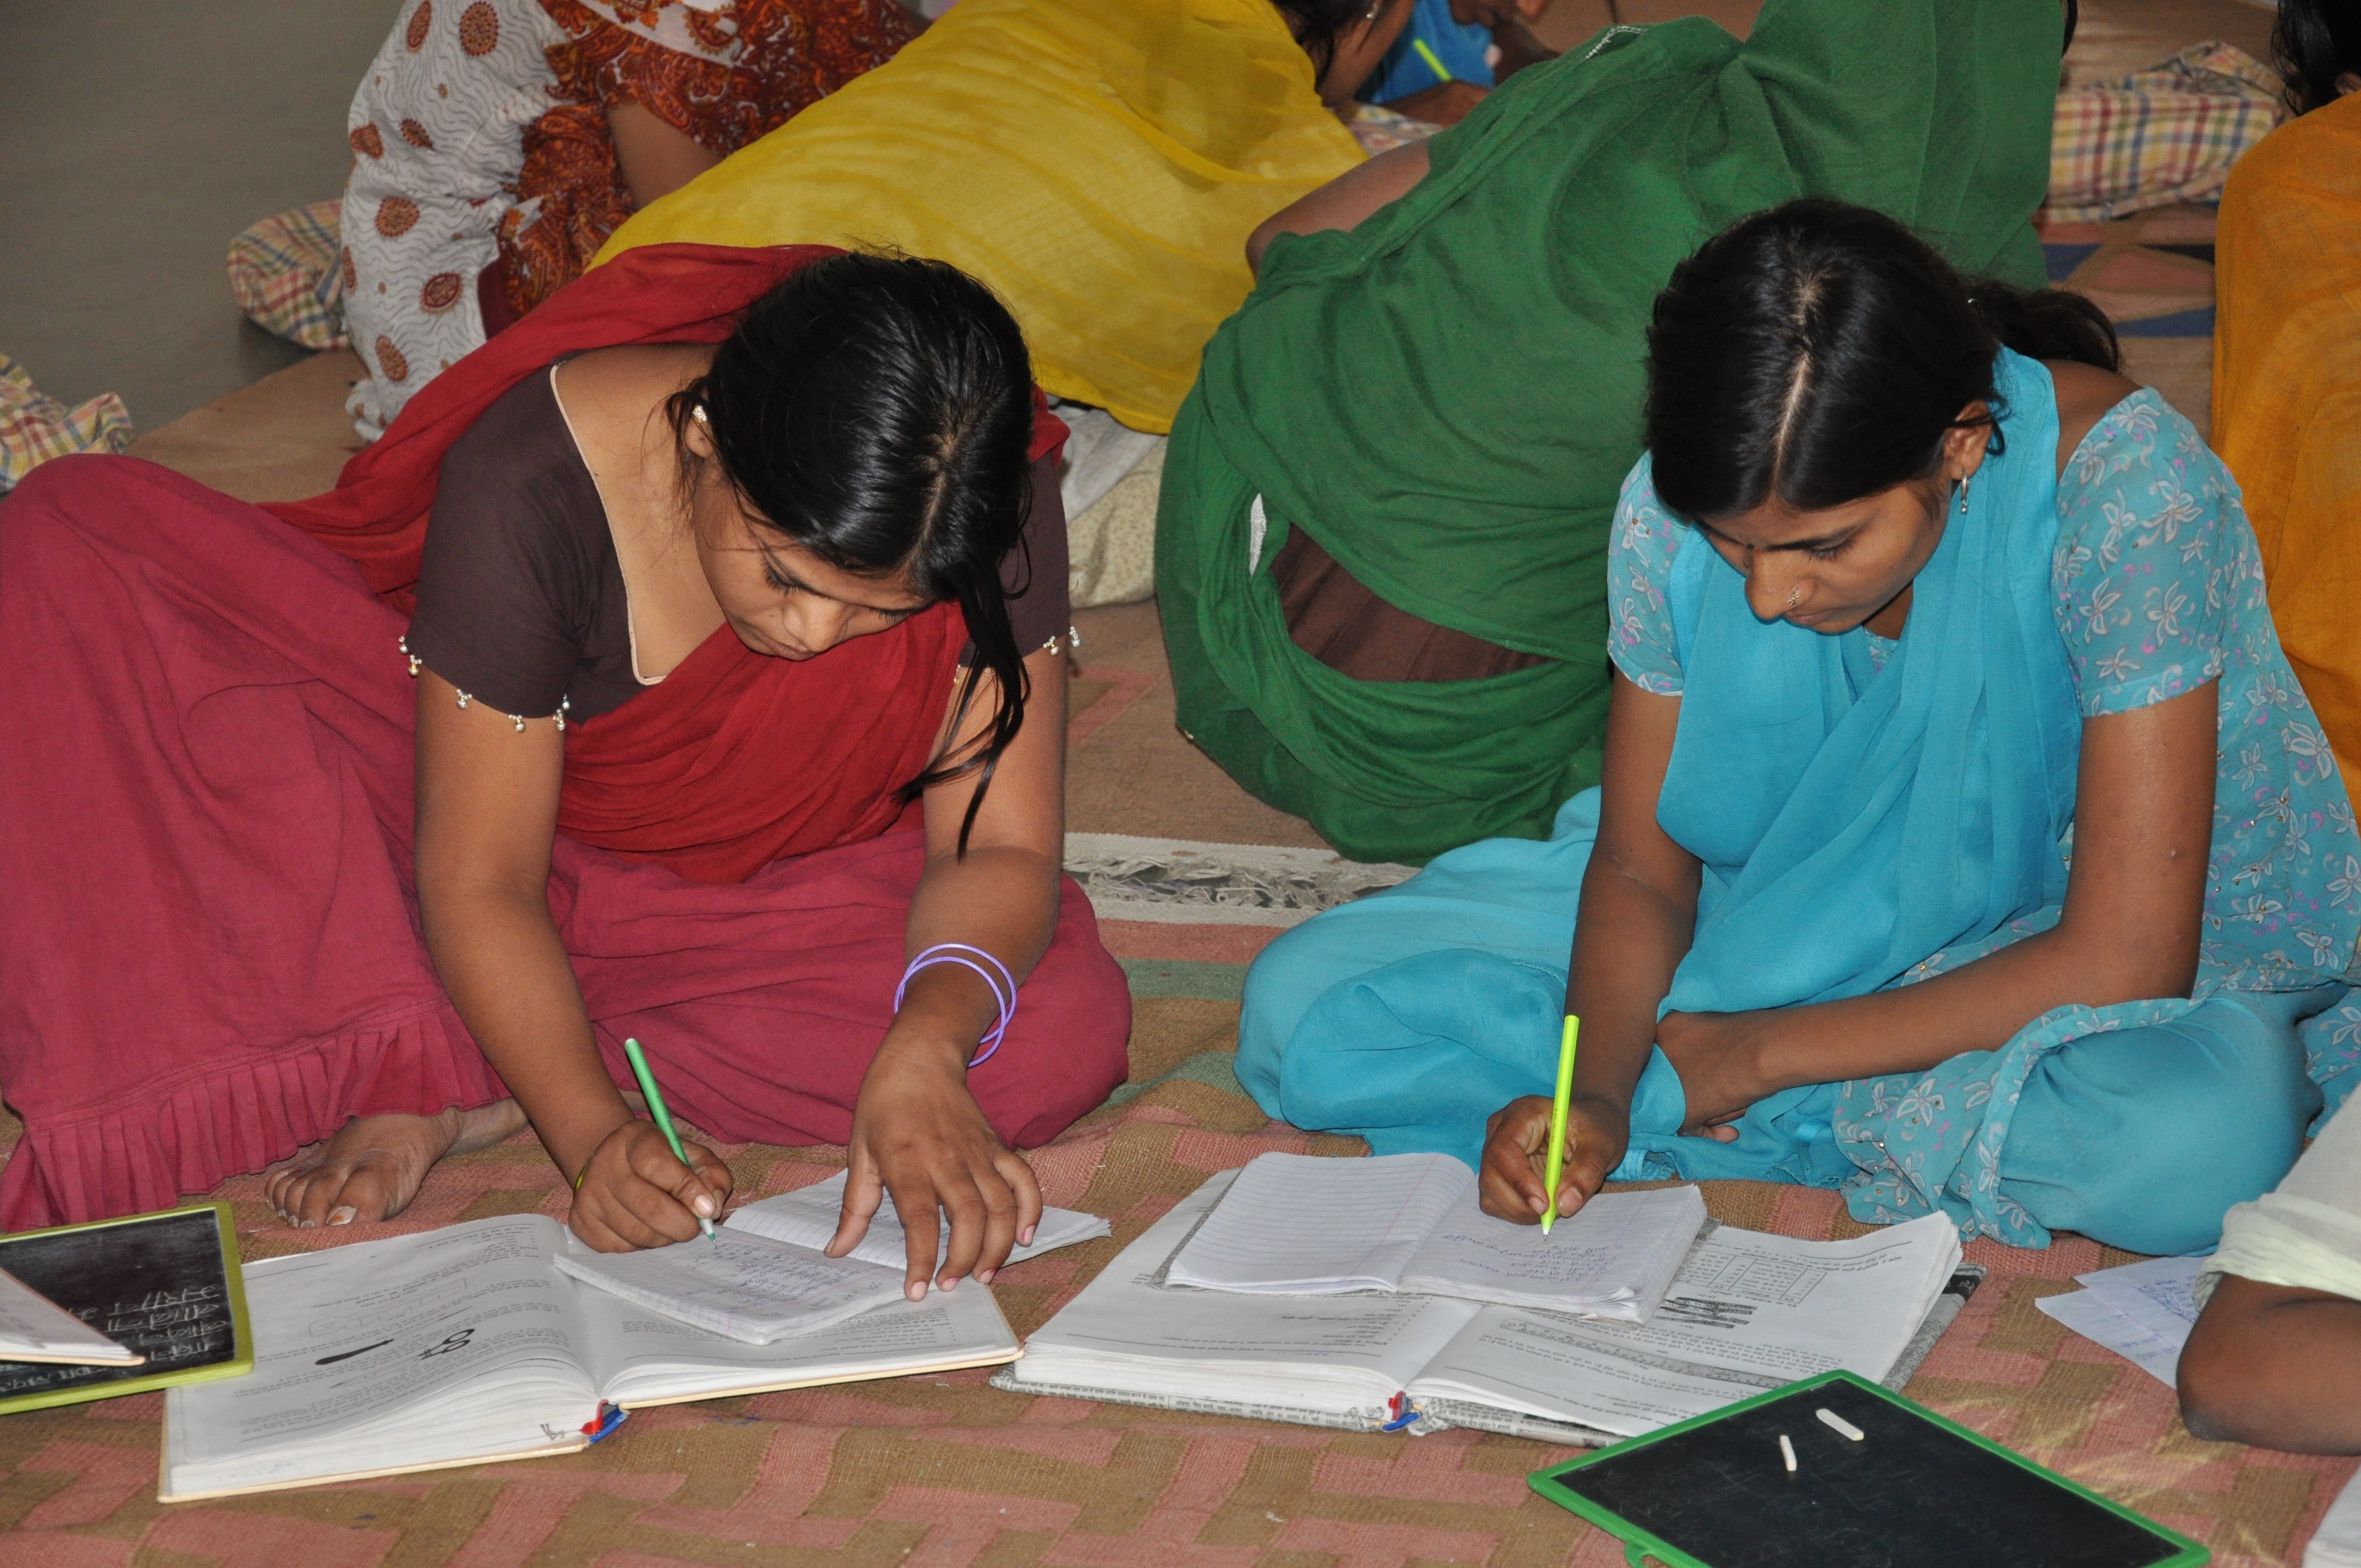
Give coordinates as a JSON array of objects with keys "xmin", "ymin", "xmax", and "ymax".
[{"xmin": 1241, "ymin": 352, "xmax": 2349, "ymax": 1246}]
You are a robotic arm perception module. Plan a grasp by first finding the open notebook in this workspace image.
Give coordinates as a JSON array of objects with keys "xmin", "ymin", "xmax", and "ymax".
[
  {"xmin": 162, "ymin": 1215, "xmax": 1022, "ymax": 1501},
  {"xmin": 551, "ymin": 1173, "xmax": 1115, "ymax": 1342},
  {"xmin": 1166, "ymin": 1151, "xmax": 1706, "ymax": 1321},
  {"xmin": 999, "ymin": 1169, "xmax": 1966, "ymax": 1445},
  {"xmin": 724, "ymin": 1170, "xmax": 1112, "ymax": 1268}
]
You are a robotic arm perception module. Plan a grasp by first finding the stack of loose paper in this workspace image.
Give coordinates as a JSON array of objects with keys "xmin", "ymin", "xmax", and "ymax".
[
  {"xmin": 1166, "ymin": 1152, "xmax": 1707, "ymax": 1321},
  {"xmin": 1003, "ymin": 1167, "xmax": 1965, "ymax": 1441},
  {"xmin": 2033, "ymin": 1255, "xmax": 2201, "ymax": 1386},
  {"xmin": 0, "ymin": 1269, "xmax": 142, "ymax": 1365}
]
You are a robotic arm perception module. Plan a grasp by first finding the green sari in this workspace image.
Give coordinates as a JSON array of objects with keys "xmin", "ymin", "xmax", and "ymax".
[{"xmin": 1157, "ymin": 0, "xmax": 2058, "ymax": 863}]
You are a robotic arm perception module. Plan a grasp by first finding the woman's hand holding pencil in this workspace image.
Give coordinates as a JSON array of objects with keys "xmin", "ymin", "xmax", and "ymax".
[
  {"xmin": 1478, "ymin": 1018, "xmax": 1626, "ymax": 1228},
  {"xmin": 567, "ymin": 1037, "xmax": 733, "ymax": 1253},
  {"xmin": 1479, "ymin": 1092, "xmax": 1627, "ymax": 1224}
]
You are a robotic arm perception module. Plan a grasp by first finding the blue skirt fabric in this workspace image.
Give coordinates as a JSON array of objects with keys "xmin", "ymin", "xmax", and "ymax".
[{"xmin": 1242, "ymin": 790, "xmax": 2354, "ymax": 1254}]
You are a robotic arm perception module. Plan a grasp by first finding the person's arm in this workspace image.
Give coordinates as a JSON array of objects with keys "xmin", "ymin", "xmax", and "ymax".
[
  {"xmin": 1655, "ymin": 679, "xmax": 2217, "ymax": 1130},
  {"xmin": 1247, "ymin": 142, "xmax": 1430, "ymax": 273},
  {"xmin": 414, "ymin": 670, "xmax": 730, "ymax": 1249},
  {"xmin": 1480, "ymin": 673, "xmax": 1700, "ymax": 1221},
  {"xmin": 2179, "ymin": 1276, "xmax": 2361, "ymax": 1452},
  {"xmin": 605, "ymin": 101, "xmax": 721, "ymax": 210},
  {"xmin": 826, "ymin": 643, "xmax": 1069, "ymax": 1299}
]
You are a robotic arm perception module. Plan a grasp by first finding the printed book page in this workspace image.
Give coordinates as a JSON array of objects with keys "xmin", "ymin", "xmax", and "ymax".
[
  {"xmin": 726, "ymin": 1170, "xmax": 1111, "ymax": 1270},
  {"xmin": 1011, "ymin": 1171, "xmax": 1481, "ymax": 1418},
  {"xmin": 553, "ymin": 1231, "xmax": 905, "ymax": 1343},
  {"xmin": 0, "ymin": 1267, "xmax": 140, "ymax": 1364},
  {"xmin": 1406, "ymin": 1212, "xmax": 1961, "ymax": 1437},
  {"xmin": 1163, "ymin": 1152, "xmax": 1473, "ymax": 1293},
  {"xmin": 164, "ymin": 1217, "xmax": 595, "ymax": 1498},
  {"xmin": 1397, "ymin": 1184, "xmax": 1709, "ymax": 1320}
]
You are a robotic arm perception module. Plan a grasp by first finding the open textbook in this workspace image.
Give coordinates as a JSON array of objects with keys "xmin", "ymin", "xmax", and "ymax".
[
  {"xmin": 1166, "ymin": 1152, "xmax": 1706, "ymax": 1321},
  {"xmin": 162, "ymin": 1215, "xmax": 1022, "ymax": 1501},
  {"xmin": 1000, "ymin": 1169, "xmax": 1967, "ymax": 1445}
]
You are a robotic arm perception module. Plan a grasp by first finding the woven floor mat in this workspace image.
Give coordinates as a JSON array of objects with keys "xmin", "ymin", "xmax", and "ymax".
[{"xmin": 1, "ymin": 979, "xmax": 2353, "ymax": 1566}]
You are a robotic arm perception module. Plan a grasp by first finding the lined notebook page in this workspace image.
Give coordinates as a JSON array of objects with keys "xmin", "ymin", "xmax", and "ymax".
[
  {"xmin": 1165, "ymin": 1153, "xmax": 1473, "ymax": 1294},
  {"xmin": 1398, "ymin": 1183, "xmax": 1708, "ymax": 1319},
  {"xmin": 553, "ymin": 1232, "xmax": 905, "ymax": 1344},
  {"xmin": 726, "ymin": 1171, "xmax": 1110, "ymax": 1270}
]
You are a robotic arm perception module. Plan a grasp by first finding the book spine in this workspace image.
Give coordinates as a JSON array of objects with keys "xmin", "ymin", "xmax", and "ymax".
[{"xmin": 985, "ymin": 1369, "xmax": 1390, "ymax": 1433}]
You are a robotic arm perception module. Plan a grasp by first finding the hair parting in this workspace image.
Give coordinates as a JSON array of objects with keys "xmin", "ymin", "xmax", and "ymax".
[{"xmin": 1644, "ymin": 199, "xmax": 2119, "ymax": 524}]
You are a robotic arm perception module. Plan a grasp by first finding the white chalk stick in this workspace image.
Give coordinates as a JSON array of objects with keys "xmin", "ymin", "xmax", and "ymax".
[
  {"xmin": 1816, "ymin": 1408, "xmax": 1865, "ymax": 1441},
  {"xmin": 1779, "ymin": 1433, "xmax": 1797, "ymax": 1472}
]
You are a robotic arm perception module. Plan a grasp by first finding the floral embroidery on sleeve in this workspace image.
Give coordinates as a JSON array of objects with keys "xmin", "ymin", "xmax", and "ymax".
[
  {"xmin": 2051, "ymin": 392, "xmax": 2234, "ymax": 717},
  {"xmin": 1606, "ymin": 457, "xmax": 1687, "ymax": 696}
]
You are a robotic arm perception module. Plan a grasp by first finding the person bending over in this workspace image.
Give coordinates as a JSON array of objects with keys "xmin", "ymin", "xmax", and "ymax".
[
  {"xmin": 0, "ymin": 247, "xmax": 1129, "ymax": 1298},
  {"xmin": 1239, "ymin": 199, "xmax": 2357, "ymax": 1254}
]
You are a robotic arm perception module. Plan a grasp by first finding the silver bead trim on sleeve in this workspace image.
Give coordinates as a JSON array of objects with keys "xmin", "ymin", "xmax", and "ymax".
[{"xmin": 406, "ymin": 638, "xmax": 571, "ymax": 731}]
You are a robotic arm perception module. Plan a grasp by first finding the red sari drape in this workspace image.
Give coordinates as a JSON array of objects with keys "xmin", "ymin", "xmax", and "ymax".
[{"xmin": 0, "ymin": 246, "xmax": 1123, "ymax": 1228}]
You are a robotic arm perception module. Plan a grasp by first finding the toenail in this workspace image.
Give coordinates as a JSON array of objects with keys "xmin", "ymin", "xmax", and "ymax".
[{"xmin": 328, "ymin": 1206, "xmax": 357, "ymax": 1226}]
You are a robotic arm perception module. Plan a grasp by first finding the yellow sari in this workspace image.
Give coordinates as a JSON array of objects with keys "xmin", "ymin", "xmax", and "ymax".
[
  {"xmin": 594, "ymin": 0, "xmax": 1363, "ymax": 433},
  {"xmin": 2213, "ymin": 93, "xmax": 2361, "ymax": 782}
]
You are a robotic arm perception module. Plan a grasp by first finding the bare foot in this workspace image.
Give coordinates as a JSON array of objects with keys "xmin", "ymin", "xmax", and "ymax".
[{"xmin": 263, "ymin": 1099, "xmax": 527, "ymax": 1227}]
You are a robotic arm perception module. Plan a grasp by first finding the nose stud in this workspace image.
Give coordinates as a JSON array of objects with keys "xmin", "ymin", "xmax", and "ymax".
[{"xmin": 1786, "ymin": 586, "xmax": 1802, "ymax": 611}]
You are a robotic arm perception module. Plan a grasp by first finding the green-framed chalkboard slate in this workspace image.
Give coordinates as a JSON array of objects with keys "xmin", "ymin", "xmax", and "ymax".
[
  {"xmin": 0, "ymin": 1203, "xmax": 251, "ymax": 1415},
  {"xmin": 1529, "ymin": 1369, "xmax": 2206, "ymax": 1568}
]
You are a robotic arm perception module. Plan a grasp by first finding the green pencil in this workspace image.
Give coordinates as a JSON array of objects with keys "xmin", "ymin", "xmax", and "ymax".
[
  {"xmin": 622, "ymin": 1036, "xmax": 714, "ymax": 1239},
  {"xmin": 1539, "ymin": 1015, "xmax": 1580, "ymax": 1235}
]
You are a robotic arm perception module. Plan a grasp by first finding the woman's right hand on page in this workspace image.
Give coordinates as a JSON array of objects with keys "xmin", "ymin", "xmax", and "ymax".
[
  {"xmin": 1478, "ymin": 1095, "xmax": 1627, "ymax": 1224},
  {"xmin": 568, "ymin": 1119, "xmax": 730, "ymax": 1252}
]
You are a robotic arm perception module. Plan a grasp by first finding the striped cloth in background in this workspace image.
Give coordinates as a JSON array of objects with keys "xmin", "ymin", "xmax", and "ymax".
[
  {"xmin": 2043, "ymin": 41, "xmax": 2287, "ymax": 224},
  {"xmin": 0, "ymin": 355, "xmax": 133, "ymax": 494},
  {"xmin": 226, "ymin": 200, "xmax": 350, "ymax": 351}
]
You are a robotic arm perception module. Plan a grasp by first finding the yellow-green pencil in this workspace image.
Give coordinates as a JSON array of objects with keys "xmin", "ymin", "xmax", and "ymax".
[{"xmin": 1539, "ymin": 1015, "xmax": 1580, "ymax": 1235}]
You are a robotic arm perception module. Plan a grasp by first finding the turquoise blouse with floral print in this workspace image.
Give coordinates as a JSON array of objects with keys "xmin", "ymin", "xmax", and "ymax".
[
  {"xmin": 1612, "ymin": 389, "xmax": 2358, "ymax": 997},
  {"xmin": 1604, "ymin": 388, "xmax": 2361, "ymax": 1239}
]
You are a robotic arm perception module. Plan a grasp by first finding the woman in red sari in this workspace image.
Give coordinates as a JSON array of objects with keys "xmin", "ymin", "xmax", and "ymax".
[{"xmin": 0, "ymin": 244, "xmax": 1129, "ymax": 1297}]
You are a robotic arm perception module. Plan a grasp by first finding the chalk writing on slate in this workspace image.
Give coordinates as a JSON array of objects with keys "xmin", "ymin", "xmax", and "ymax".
[{"xmin": 0, "ymin": 1209, "xmax": 240, "ymax": 1402}]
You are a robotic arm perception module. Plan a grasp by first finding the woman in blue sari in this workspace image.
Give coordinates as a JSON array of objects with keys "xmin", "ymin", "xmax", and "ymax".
[{"xmin": 1241, "ymin": 200, "xmax": 2361, "ymax": 1255}]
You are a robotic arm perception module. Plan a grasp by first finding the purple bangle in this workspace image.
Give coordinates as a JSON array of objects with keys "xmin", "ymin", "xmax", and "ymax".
[{"xmin": 895, "ymin": 943, "xmax": 1018, "ymax": 1067}]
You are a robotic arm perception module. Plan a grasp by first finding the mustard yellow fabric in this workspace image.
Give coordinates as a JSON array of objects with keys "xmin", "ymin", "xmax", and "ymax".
[
  {"xmin": 2213, "ymin": 92, "xmax": 2361, "ymax": 784},
  {"xmin": 593, "ymin": 0, "xmax": 1363, "ymax": 433}
]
